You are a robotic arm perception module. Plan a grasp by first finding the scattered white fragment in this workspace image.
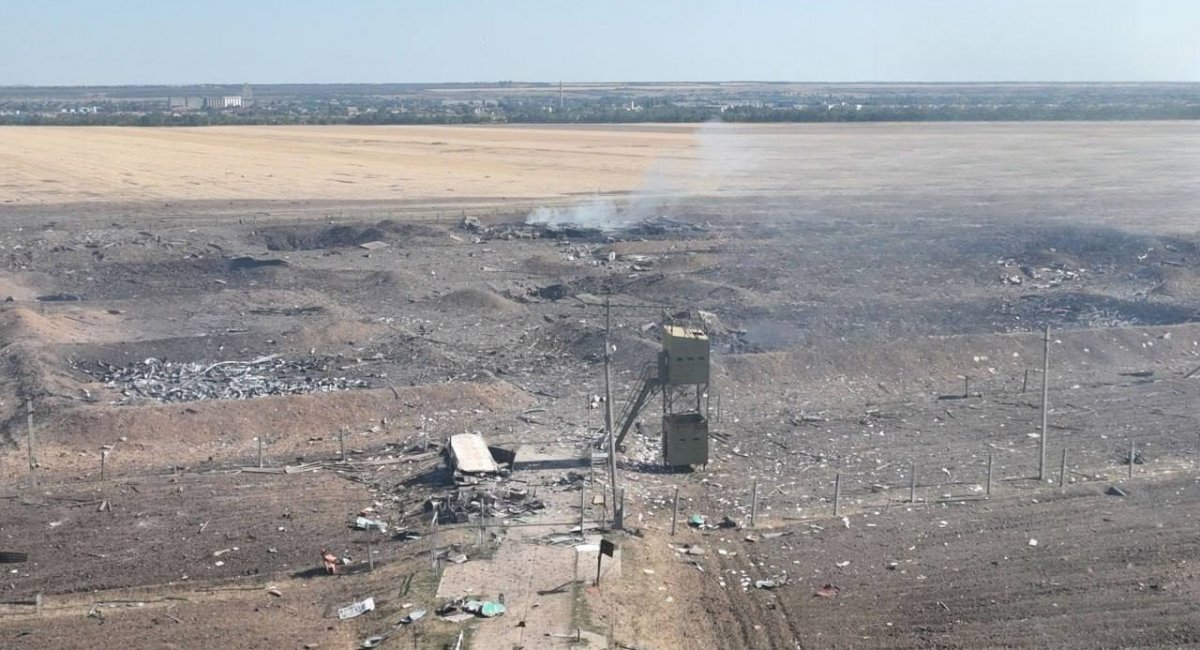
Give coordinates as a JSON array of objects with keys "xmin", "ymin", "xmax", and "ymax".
[{"xmin": 1028, "ymin": 539, "xmax": 1038, "ymax": 547}]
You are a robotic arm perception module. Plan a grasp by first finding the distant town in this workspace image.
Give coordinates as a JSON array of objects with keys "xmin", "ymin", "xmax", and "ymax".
[{"xmin": 1, "ymin": 81, "xmax": 1198, "ymax": 125}]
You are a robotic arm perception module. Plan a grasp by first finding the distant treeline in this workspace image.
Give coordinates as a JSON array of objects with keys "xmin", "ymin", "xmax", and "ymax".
[{"xmin": 5, "ymin": 103, "xmax": 1199, "ymax": 126}]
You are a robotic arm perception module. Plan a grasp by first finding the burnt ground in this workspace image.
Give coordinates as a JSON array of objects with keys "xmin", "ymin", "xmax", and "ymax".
[{"xmin": 0, "ymin": 195, "xmax": 1199, "ymax": 648}]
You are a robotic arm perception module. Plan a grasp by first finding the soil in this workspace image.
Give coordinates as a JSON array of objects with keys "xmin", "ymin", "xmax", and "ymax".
[{"xmin": 0, "ymin": 122, "xmax": 1198, "ymax": 649}]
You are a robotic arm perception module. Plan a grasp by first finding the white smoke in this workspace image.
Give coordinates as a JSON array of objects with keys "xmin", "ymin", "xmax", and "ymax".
[{"xmin": 524, "ymin": 121, "xmax": 757, "ymax": 230}]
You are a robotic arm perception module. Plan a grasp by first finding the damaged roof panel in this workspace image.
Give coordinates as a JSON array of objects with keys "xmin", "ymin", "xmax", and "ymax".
[{"xmin": 449, "ymin": 433, "xmax": 499, "ymax": 474}]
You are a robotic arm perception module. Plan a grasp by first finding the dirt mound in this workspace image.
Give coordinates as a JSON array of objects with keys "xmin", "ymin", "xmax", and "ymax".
[
  {"xmin": 293, "ymin": 319, "xmax": 389, "ymax": 350},
  {"xmin": 430, "ymin": 288, "xmax": 523, "ymax": 314},
  {"xmin": 534, "ymin": 318, "xmax": 659, "ymax": 369},
  {"xmin": 255, "ymin": 220, "xmax": 444, "ymax": 251},
  {"xmin": 1148, "ymin": 266, "xmax": 1200, "ymax": 300},
  {"xmin": 44, "ymin": 380, "xmax": 534, "ymax": 464},
  {"xmin": 0, "ymin": 307, "xmax": 126, "ymax": 346},
  {"xmin": 719, "ymin": 322, "xmax": 1200, "ymax": 405}
]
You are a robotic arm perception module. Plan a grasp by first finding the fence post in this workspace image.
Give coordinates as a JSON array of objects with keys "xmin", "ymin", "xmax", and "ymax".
[
  {"xmin": 910, "ymin": 462, "xmax": 917, "ymax": 503},
  {"xmin": 1129, "ymin": 441, "xmax": 1136, "ymax": 479},
  {"xmin": 671, "ymin": 486, "xmax": 680, "ymax": 536},
  {"xmin": 986, "ymin": 453, "xmax": 993, "ymax": 498},
  {"xmin": 100, "ymin": 450, "xmax": 107, "ymax": 481},
  {"xmin": 257, "ymin": 436, "xmax": 264, "ymax": 468},
  {"xmin": 579, "ymin": 487, "xmax": 586, "ymax": 537},
  {"xmin": 833, "ymin": 474, "xmax": 841, "ymax": 517},
  {"xmin": 26, "ymin": 399, "xmax": 37, "ymax": 488},
  {"xmin": 1059, "ymin": 448, "xmax": 1067, "ymax": 488},
  {"xmin": 750, "ymin": 482, "xmax": 759, "ymax": 528}
]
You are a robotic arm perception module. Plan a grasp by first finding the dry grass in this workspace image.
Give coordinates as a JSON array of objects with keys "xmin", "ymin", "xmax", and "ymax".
[
  {"xmin": 3, "ymin": 123, "xmax": 1197, "ymax": 233},
  {"xmin": 0, "ymin": 124, "xmax": 692, "ymax": 205}
]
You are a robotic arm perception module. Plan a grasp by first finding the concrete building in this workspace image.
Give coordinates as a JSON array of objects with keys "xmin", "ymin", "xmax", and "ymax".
[{"xmin": 204, "ymin": 96, "xmax": 243, "ymax": 109}]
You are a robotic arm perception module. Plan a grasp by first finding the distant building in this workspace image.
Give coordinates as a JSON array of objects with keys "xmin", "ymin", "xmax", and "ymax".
[
  {"xmin": 168, "ymin": 96, "xmax": 205, "ymax": 110},
  {"xmin": 204, "ymin": 96, "xmax": 243, "ymax": 109}
]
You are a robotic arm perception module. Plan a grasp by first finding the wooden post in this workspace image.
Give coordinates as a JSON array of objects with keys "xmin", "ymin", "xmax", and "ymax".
[
  {"xmin": 910, "ymin": 461, "xmax": 917, "ymax": 503},
  {"xmin": 257, "ymin": 436, "xmax": 264, "ymax": 468},
  {"xmin": 100, "ymin": 450, "xmax": 107, "ymax": 481},
  {"xmin": 1039, "ymin": 324, "xmax": 1051, "ymax": 481},
  {"xmin": 833, "ymin": 474, "xmax": 841, "ymax": 517},
  {"xmin": 1021, "ymin": 369, "xmax": 1029, "ymax": 394},
  {"xmin": 750, "ymin": 481, "xmax": 759, "ymax": 527},
  {"xmin": 716, "ymin": 394, "xmax": 721, "ymax": 424},
  {"xmin": 367, "ymin": 537, "xmax": 374, "ymax": 572},
  {"xmin": 339, "ymin": 430, "xmax": 347, "ymax": 462},
  {"xmin": 671, "ymin": 486, "xmax": 680, "ymax": 536},
  {"xmin": 431, "ymin": 510, "xmax": 439, "ymax": 569},
  {"xmin": 478, "ymin": 498, "xmax": 486, "ymax": 547},
  {"xmin": 579, "ymin": 486, "xmax": 586, "ymax": 538},
  {"xmin": 1129, "ymin": 441, "xmax": 1136, "ymax": 479},
  {"xmin": 1059, "ymin": 448, "xmax": 1067, "ymax": 488},
  {"xmin": 619, "ymin": 488, "xmax": 625, "ymax": 528},
  {"xmin": 26, "ymin": 399, "xmax": 36, "ymax": 487},
  {"xmin": 986, "ymin": 454, "xmax": 993, "ymax": 497},
  {"xmin": 963, "ymin": 376, "xmax": 970, "ymax": 398}
]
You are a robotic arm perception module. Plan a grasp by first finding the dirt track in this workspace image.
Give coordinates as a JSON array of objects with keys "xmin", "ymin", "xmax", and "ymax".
[{"xmin": 1, "ymin": 122, "xmax": 1199, "ymax": 648}]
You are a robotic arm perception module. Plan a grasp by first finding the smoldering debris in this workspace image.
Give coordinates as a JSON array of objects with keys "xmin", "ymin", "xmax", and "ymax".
[
  {"xmin": 461, "ymin": 214, "xmax": 706, "ymax": 242},
  {"xmin": 75, "ymin": 354, "xmax": 373, "ymax": 404}
]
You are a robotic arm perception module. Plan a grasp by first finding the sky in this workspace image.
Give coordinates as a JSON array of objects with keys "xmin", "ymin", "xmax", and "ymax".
[{"xmin": 1, "ymin": 0, "xmax": 1197, "ymax": 85}]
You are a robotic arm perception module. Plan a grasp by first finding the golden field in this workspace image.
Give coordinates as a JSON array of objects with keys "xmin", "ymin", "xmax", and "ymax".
[{"xmin": 1, "ymin": 122, "xmax": 1197, "ymax": 231}]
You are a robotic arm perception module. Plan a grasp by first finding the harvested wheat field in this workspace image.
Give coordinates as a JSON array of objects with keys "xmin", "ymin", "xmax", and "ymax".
[{"xmin": 0, "ymin": 122, "xmax": 1199, "ymax": 649}]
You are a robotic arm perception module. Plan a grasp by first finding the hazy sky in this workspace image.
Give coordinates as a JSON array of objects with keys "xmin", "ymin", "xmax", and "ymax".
[{"xmin": 2, "ymin": 0, "xmax": 1197, "ymax": 85}]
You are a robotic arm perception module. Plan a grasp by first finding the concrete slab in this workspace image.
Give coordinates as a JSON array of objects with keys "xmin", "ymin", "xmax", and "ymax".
[
  {"xmin": 514, "ymin": 444, "xmax": 588, "ymax": 471},
  {"xmin": 449, "ymin": 433, "xmax": 498, "ymax": 473}
]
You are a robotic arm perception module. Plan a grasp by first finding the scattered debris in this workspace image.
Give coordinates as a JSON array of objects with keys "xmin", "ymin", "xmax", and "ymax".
[
  {"xmin": 353, "ymin": 517, "xmax": 388, "ymax": 533},
  {"xmin": 402, "ymin": 608, "xmax": 427, "ymax": 624},
  {"xmin": 77, "ymin": 355, "xmax": 372, "ymax": 404},
  {"xmin": 1028, "ymin": 539, "xmax": 1039, "ymax": 547},
  {"xmin": 337, "ymin": 597, "xmax": 376, "ymax": 620},
  {"xmin": 439, "ymin": 597, "xmax": 506, "ymax": 620},
  {"xmin": 755, "ymin": 577, "xmax": 786, "ymax": 589},
  {"xmin": 37, "ymin": 293, "xmax": 84, "ymax": 302},
  {"xmin": 1106, "ymin": 486, "xmax": 1128, "ymax": 497},
  {"xmin": 463, "ymin": 600, "xmax": 506, "ymax": 618},
  {"xmin": 814, "ymin": 584, "xmax": 840, "ymax": 598}
]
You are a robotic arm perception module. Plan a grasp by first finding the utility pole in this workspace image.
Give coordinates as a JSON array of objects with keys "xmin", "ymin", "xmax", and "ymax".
[
  {"xmin": 1039, "ymin": 324, "xmax": 1050, "ymax": 481},
  {"xmin": 604, "ymin": 298, "xmax": 622, "ymax": 529}
]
